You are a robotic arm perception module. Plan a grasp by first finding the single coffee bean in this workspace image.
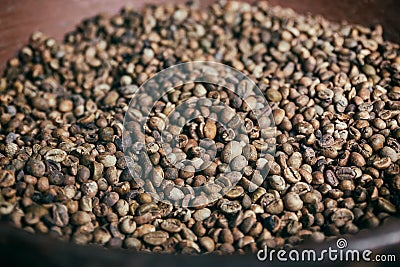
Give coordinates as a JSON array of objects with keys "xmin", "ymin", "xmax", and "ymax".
[
  {"xmin": 160, "ymin": 218, "xmax": 182, "ymax": 233},
  {"xmin": 268, "ymin": 175, "xmax": 286, "ymax": 191},
  {"xmin": 230, "ymin": 155, "xmax": 248, "ymax": 171},
  {"xmin": 143, "ymin": 231, "xmax": 169, "ymax": 246},
  {"xmin": 283, "ymin": 192, "xmax": 303, "ymax": 212},
  {"xmin": 120, "ymin": 216, "xmax": 137, "ymax": 234},
  {"xmin": 220, "ymin": 200, "xmax": 242, "ymax": 214},
  {"xmin": 380, "ymin": 147, "xmax": 399, "ymax": 162},
  {"xmin": 199, "ymin": 236, "xmax": 215, "ymax": 252},
  {"xmin": 71, "ymin": 211, "xmax": 91, "ymax": 225},
  {"xmin": 221, "ymin": 141, "xmax": 242, "ymax": 163},
  {"xmin": 350, "ymin": 152, "xmax": 366, "ymax": 167},
  {"xmin": 77, "ymin": 166, "xmax": 91, "ymax": 183},
  {"xmin": 331, "ymin": 208, "xmax": 354, "ymax": 227},
  {"xmin": 25, "ymin": 158, "xmax": 46, "ymax": 177}
]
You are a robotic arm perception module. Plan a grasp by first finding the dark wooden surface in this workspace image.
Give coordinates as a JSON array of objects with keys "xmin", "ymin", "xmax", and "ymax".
[
  {"xmin": 1, "ymin": 220, "xmax": 400, "ymax": 267},
  {"xmin": 0, "ymin": 0, "xmax": 399, "ymax": 70}
]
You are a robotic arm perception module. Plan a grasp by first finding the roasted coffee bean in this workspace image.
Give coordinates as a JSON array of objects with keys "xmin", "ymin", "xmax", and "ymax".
[
  {"xmin": 392, "ymin": 175, "xmax": 400, "ymax": 192},
  {"xmin": 124, "ymin": 237, "xmax": 142, "ymax": 250},
  {"xmin": 325, "ymin": 170, "xmax": 339, "ymax": 187},
  {"xmin": 143, "ymin": 231, "xmax": 169, "ymax": 246},
  {"xmin": 221, "ymin": 141, "xmax": 242, "ymax": 163},
  {"xmin": 120, "ymin": 216, "xmax": 137, "ymax": 234},
  {"xmin": 44, "ymin": 149, "xmax": 67, "ymax": 163},
  {"xmin": 376, "ymin": 197, "xmax": 397, "ymax": 213},
  {"xmin": 71, "ymin": 211, "xmax": 91, "ymax": 226},
  {"xmin": 261, "ymin": 191, "xmax": 284, "ymax": 215},
  {"xmin": 268, "ymin": 175, "xmax": 286, "ymax": 191},
  {"xmin": 160, "ymin": 218, "xmax": 182, "ymax": 233},
  {"xmin": 25, "ymin": 158, "xmax": 46, "ymax": 178},
  {"xmin": 204, "ymin": 120, "xmax": 217, "ymax": 140},
  {"xmin": 331, "ymin": 208, "xmax": 354, "ymax": 227},
  {"xmin": 0, "ymin": 170, "xmax": 15, "ymax": 188},
  {"xmin": 263, "ymin": 215, "xmax": 281, "ymax": 233},
  {"xmin": 77, "ymin": 166, "xmax": 90, "ymax": 183},
  {"xmin": 380, "ymin": 147, "xmax": 399, "ymax": 163},
  {"xmin": 225, "ymin": 185, "xmax": 245, "ymax": 199},
  {"xmin": 283, "ymin": 192, "xmax": 303, "ymax": 212},
  {"xmin": 220, "ymin": 200, "xmax": 242, "ymax": 214},
  {"xmin": 350, "ymin": 152, "xmax": 366, "ymax": 167},
  {"xmin": 335, "ymin": 167, "xmax": 356, "ymax": 180},
  {"xmin": 199, "ymin": 236, "xmax": 215, "ymax": 252},
  {"xmin": 230, "ymin": 155, "xmax": 248, "ymax": 171}
]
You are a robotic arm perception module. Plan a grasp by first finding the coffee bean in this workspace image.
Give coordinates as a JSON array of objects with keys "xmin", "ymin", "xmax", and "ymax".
[
  {"xmin": 193, "ymin": 208, "xmax": 211, "ymax": 221},
  {"xmin": 263, "ymin": 215, "xmax": 281, "ymax": 233},
  {"xmin": 120, "ymin": 216, "xmax": 137, "ymax": 234},
  {"xmin": 81, "ymin": 181, "xmax": 98, "ymax": 197},
  {"xmin": 369, "ymin": 134, "xmax": 385, "ymax": 151},
  {"xmin": 335, "ymin": 167, "xmax": 356, "ymax": 180},
  {"xmin": 77, "ymin": 166, "xmax": 90, "ymax": 183},
  {"xmin": 161, "ymin": 218, "xmax": 182, "ymax": 233},
  {"xmin": 143, "ymin": 231, "xmax": 169, "ymax": 246},
  {"xmin": 286, "ymin": 220, "xmax": 301, "ymax": 235},
  {"xmin": 266, "ymin": 89, "xmax": 282, "ymax": 102},
  {"xmin": 290, "ymin": 182, "xmax": 312, "ymax": 196},
  {"xmin": 220, "ymin": 200, "xmax": 242, "ymax": 214},
  {"xmin": 93, "ymin": 228, "xmax": 112, "ymax": 245},
  {"xmin": 221, "ymin": 141, "xmax": 242, "ymax": 163},
  {"xmin": 98, "ymin": 155, "xmax": 116, "ymax": 168},
  {"xmin": 204, "ymin": 119, "xmax": 217, "ymax": 139},
  {"xmin": 71, "ymin": 211, "xmax": 91, "ymax": 225},
  {"xmin": 283, "ymin": 192, "xmax": 303, "ymax": 212},
  {"xmin": 380, "ymin": 147, "xmax": 399, "ymax": 162},
  {"xmin": 350, "ymin": 152, "xmax": 366, "ymax": 167},
  {"xmin": 392, "ymin": 175, "xmax": 400, "ymax": 192},
  {"xmin": 240, "ymin": 216, "xmax": 256, "ymax": 234},
  {"xmin": 25, "ymin": 158, "xmax": 46, "ymax": 177},
  {"xmin": 230, "ymin": 155, "xmax": 247, "ymax": 171},
  {"xmin": 261, "ymin": 191, "xmax": 284, "ymax": 215},
  {"xmin": 103, "ymin": 192, "xmax": 119, "ymax": 207},
  {"xmin": 124, "ymin": 237, "xmax": 142, "ymax": 250},
  {"xmin": 59, "ymin": 99, "xmax": 73, "ymax": 112},
  {"xmin": 220, "ymin": 228, "xmax": 234, "ymax": 244},
  {"xmin": 377, "ymin": 197, "xmax": 397, "ymax": 213},
  {"xmin": 225, "ymin": 185, "xmax": 245, "ymax": 199},
  {"xmin": 325, "ymin": 169, "xmax": 339, "ymax": 187},
  {"xmin": 99, "ymin": 127, "xmax": 114, "ymax": 142},
  {"xmin": 44, "ymin": 149, "xmax": 67, "ymax": 163},
  {"xmin": 331, "ymin": 208, "xmax": 354, "ymax": 227},
  {"xmin": 268, "ymin": 175, "xmax": 286, "ymax": 191},
  {"xmin": 373, "ymin": 157, "xmax": 392, "ymax": 169},
  {"xmin": 199, "ymin": 236, "xmax": 215, "ymax": 252},
  {"xmin": 0, "ymin": 170, "xmax": 15, "ymax": 188},
  {"xmin": 296, "ymin": 121, "xmax": 314, "ymax": 135}
]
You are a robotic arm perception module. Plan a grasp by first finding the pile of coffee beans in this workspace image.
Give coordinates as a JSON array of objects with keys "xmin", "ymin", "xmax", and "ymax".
[{"xmin": 1, "ymin": 0, "xmax": 400, "ymax": 254}]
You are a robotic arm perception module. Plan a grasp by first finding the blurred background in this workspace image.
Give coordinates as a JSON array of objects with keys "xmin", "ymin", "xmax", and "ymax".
[{"xmin": 0, "ymin": 0, "xmax": 399, "ymax": 70}]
